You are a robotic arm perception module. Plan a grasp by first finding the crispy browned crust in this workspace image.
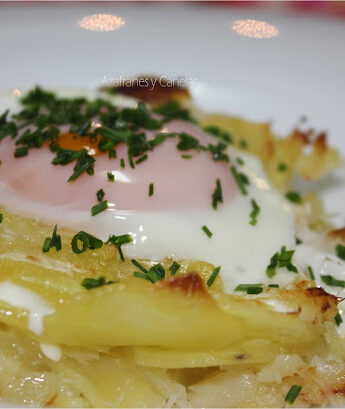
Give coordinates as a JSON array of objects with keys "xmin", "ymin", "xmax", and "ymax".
[
  {"xmin": 103, "ymin": 74, "xmax": 190, "ymax": 106},
  {"xmin": 304, "ymin": 287, "xmax": 335, "ymax": 313},
  {"xmin": 156, "ymin": 272, "xmax": 210, "ymax": 298},
  {"xmin": 328, "ymin": 227, "xmax": 345, "ymax": 244}
]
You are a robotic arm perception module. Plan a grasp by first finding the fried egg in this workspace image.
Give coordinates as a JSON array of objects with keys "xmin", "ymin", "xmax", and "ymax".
[{"xmin": 0, "ymin": 89, "xmax": 301, "ymax": 293}]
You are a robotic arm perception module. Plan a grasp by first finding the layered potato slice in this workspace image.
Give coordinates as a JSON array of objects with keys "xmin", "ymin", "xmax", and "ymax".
[
  {"xmin": 0, "ymin": 202, "xmax": 345, "ymax": 407},
  {"xmin": 199, "ymin": 114, "xmax": 343, "ymax": 188},
  {"xmin": 0, "ymin": 208, "xmax": 340, "ymax": 357}
]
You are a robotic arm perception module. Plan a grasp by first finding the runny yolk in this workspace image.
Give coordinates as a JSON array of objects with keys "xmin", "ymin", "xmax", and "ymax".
[{"xmin": 58, "ymin": 132, "xmax": 101, "ymax": 156}]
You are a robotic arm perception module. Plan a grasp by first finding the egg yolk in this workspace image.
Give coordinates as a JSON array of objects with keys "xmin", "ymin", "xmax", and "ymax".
[{"xmin": 0, "ymin": 121, "xmax": 237, "ymax": 212}]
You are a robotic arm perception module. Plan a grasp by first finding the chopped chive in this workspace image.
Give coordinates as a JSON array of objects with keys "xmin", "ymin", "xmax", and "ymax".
[
  {"xmin": 239, "ymin": 139, "xmax": 248, "ymax": 149},
  {"xmin": 107, "ymin": 171, "xmax": 115, "ymax": 182},
  {"xmin": 212, "ymin": 178, "xmax": 223, "ymax": 209},
  {"xmin": 169, "ymin": 261, "xmax": 180, "ymax": 276},
  {"xmin": 231, "ymin": 166, "xmax": 249, "ymax": 195},
  {"xmin": 278, "ymin": 162, "xmax": 288, "ymax": 172},
  {"xmin": 236, "ymin": 157, "xmax": 244, "ymax": 166},
  {"xmin": 335, "ymin": 311, "xmax": 343, "ymax": 326},
  {"xmin": 268, "ymin": 284, "xmax": 279, "ymax": 288},
  {"xmin": 91, "ymin": 200, "xmax": 108, "ymax": 216},
  {"xmin": 106, "ymin": 234, "xmax": 132, "ymax": 262},
  {"xmin": 133, "ymin": 271, "xmax": 150, "ymax": 281},
  {"xmin": 247, "ymin": 286, "xmax": 263, "ymax": 294},
  {"xmin": 285, "ymin": 191, "xmax": 302, "ymax": 204},
  {"xmin": 42, "ymin": 225, "xmax": 62, "ymax": 253},
  {"xmin": 149, "ymin": 183, "xmax": 154, "ymax": 197},
  {"xmin": 295, "ymin": 237, "xmax": 303, "ymax": 245},
  {"xmin": 321, "ymin": 275, "xmax": 345, "ymax": 288},
  {"xmin": 181, "ymin": 154, "xmax": 192, "ymax": 159},
  {"xmin": 81, "ymin": 276, "xmax": 115, "ymax": 290},
  {"xmin": 42, "ymin": 238, "xmax": 52, "ymax": 253},
  {"xmin": 14, "ymin": 146, "xmax": 29, "ymax": 158},
  {"xmin": 135, "ymin": 154, "xmax": 148, "ymax": 164},
  {"xmin": 120, "ymin": 158, "xmax": 125, "ymax": 168},
  {"xmin": 266, "ymin": 246, "xmax": 298, "ymax": 278},
  {"xmin": 202, "ymin": 225, "xmax": 213, "ymax": 238},
  {"xmin": 71, "ymin": 231, "xmax": 103, "ymax": 254},
  {"xmin": 235, "ymin": 284, "xmax": 263, "ymax": 294},
  {"xmin": 176, "ymin": 132, "xmax": 199, "ymax": 151},
  {"xmin": 131, "ymin": 259, "xmax": 148, "ymax": 274},
  {"xmin": 96, "ymin": 189, "xmax": 105, "ymax": 202},
  {"xmin": 307, "ymin": 266, "xmax": 315, "ymax": 280},
  {"xmin": 0, "ymin": 213, "xmax": 2, "ymax": 224},
  {"xmin": 108, "ymin": 149, "xmax": 116, "ymax": 159},
  {"xmin": 336, "ymin": 244, "xmax": 345, "ymax": 261},
  {"xmin": 285, "ymin": 385, "xmax": 302, "ymax": 404},
  {"xmin": 207, "ymin": 266, "xmax": 221, "ymax": 287},
  {"xmin": 249, "ymin": 199, "xmax": 260, "ymax": 226},
  {"xmin": 146, "ymin": 263, "xmax": 165, "ymax": 283},
  {"xmin": 128, "ymin": 153, "xmax": 135, "ymax": 169}
]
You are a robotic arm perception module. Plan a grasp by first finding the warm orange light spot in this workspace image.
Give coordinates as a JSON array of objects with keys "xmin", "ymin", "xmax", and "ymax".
[
  {"xmin": 12, "ymin": 89, "xmax": 22, "ymax": 98},
  {"xmin": 78, "ymin": 14, "xmax": 125, "ymax": 32},
  {"xmin": 232, "ymin": 19, "xmax": 279, "ymax": 39},
  {"xmin": 58, "ymin": 133, "xmax": 101, "ymax": 156}
]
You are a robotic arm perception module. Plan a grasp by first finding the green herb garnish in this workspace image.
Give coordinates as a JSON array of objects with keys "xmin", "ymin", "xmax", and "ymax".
[
  {"xmin": 96, "ymin": 189, "xmax": 105, "ymax": 202},
  {"xmin": 133, "ymin": 271, "xmax": 150, "ymax": 281},
  {"xmin": 249, "ymin": 199, "xmax": 260, "ymax": 226},
  {"xmin": 203, "ymin": 125, "xmax": 233, "ymax": 144},
  {"xmin": 266, "ymin": 246, "xmax": 298, "ymax": 278},
  {"xmin": 106, "ymin": 234, "xmax": 132, "ymax": 261},
  {"xmin": 71, "ymin": 231, "xmax": 103, "ymax": 254},
  {"xmin": 336, "ymin": 244, "xmax": 345, "ymax": 261},
  {"xmin": 14, "ymin": 146, "xmax": 29, "ymax": 158},
  {"xmin": 235, "ymin": 284, "xmax": 263, "ymax": 294},
  {"xmin": 153, "ymin": 101, "xmax": 195, "ymax": 123},
  {"xmin": 285, "ymin": 191, "xmax": 302, "ymax": 204},
  {"xmin": 107, "ymin": 171, "xmax": 115, "ymax": 182},
  {"xmin": 285, "ymin": 385, "xmax": 302, "ymax": 404},
  {"xmin": 236, "ymin": 157, "xmax": 244, "ymax": 166},
  {"xmin": 135, "ymin": 154, "xmax": 148, "ymax": 164},
  {"xmin": 321, "ymin": 275, "xmax": 345, "ymax": 288},
  {"xmin": 202, "ymin": 225, "xmax": 213, "ymax": 238},
  {"xmin": 278, "ymin": 162, "xmax": 288, "ymax": 172},
  {"xmin": 169, "ymin": 261, "xmax": 180, "ymax": 276},
  {"xmin": 212, "ymin": 179, "xmax": 223, "ymax": 209},
  {"xmin": 81, "ymin": 276, "xmax": 115, "ymax": 290},
  {"xmin": 131, "ymin": 259, "xmax": 148, "ymax": 274},
  {"xmin": 239, "ymin": 139, "xmax": 248, "ymax": 149},
  {"xmin": 207, "ymin": 266, "xmax": 221, "ymax": 287},
  {"xmin": 231, "ymin": 166, "xmax": 250, "ymax": 195},
  {"xmin": 335, "ymin": 311, "xmax": 343, "ymax": 326},
  {"xmin": 207, "ymin": 142, "xmax": 229, "ymax": 162},
  {"xmin": 0, "ymin": 214, "xmax": 2, "ymax": 224},
  {"xmin": 149, "ymin": 183, "xmax": 154, "ymax": 197},
  {"xmin": 131, "ymin": 259, "xmax": 166, "ymax": 283},
  {"xmin": 307, "ymin": 266, "xmax": 315, "ymax": 280},
  {"xmin": 42, "ymin": 225, "xmax": 62, "ymax": 253},
  {"xmin": 176, "ymin": 132, "xmax": 199, "ymax": 151},
  {"xmin": 91, "ymin": 200, "xmax": 108, "ymax": 216},
  {"xmin": 181, "ymin": 154, "xmax": 192, "ymax": 159}
]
